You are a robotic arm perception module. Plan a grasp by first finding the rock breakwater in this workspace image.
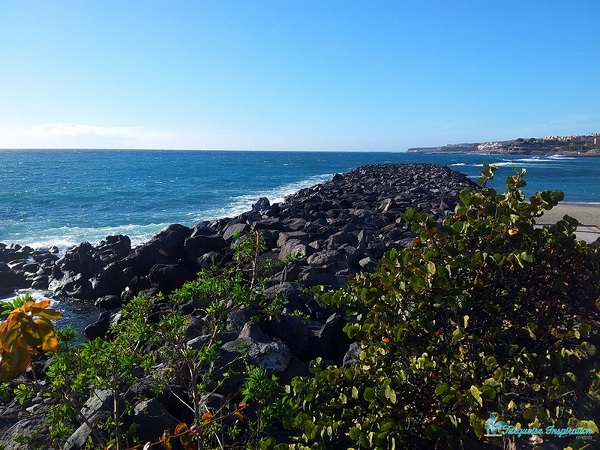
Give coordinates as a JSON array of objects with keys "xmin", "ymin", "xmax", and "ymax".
[
  {"xmin": 0, "ymin": 163, "xmax": 476, "ymax": 446},
  {"xmin": 1, "ymin": 163, "xmax": 474, "ymax": 310}
]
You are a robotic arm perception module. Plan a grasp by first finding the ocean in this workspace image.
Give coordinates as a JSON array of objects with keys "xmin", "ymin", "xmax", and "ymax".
[{"xmin": 2, "ymin": 150, "xmax": 599, "ymax": 251}]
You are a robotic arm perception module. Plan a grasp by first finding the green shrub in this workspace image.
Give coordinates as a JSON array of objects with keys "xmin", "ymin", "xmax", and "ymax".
[
  {"xmin": 6, "ymin": 229, "xmax": 277, "ymax": 449},
  {"xmin": 286, "ymin": 165, "xmax": 600, "ymax": 449}
]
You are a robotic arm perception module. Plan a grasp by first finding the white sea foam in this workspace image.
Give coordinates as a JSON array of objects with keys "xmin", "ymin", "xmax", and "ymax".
[
  {"xmin": 191, "ymin": 173, "xmax": 333, "ymax": 222},
  {"xmin": 19, "ymin": 223, "xmax": 172, "ymax": 251},
  {"xmin": 0, "ymin": 288, "xmax": 49, "ymax": 302},
  {"xmin": 16, "ymin": 175, "xmax": 334, "ymax": 249},
  {"xmin": 489, "ymin": 158, "xmax": 559, "ymax": 167},
  {"xmin": 547, "ymin": 154, "xmax": 575, "ymax": 160},
  {"xmin": 513, "ymin": 157, "xmax": 562, "ymax": 163}
]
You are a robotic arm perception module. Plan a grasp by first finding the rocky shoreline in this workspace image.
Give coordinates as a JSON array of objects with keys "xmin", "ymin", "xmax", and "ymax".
[
  {"xmin": 1, "ymin": 164, "xmax": 475, "ymax": 315},
  {"xmin": 0, "ymin": 163, "xmax": 477, "ymax": 446}
]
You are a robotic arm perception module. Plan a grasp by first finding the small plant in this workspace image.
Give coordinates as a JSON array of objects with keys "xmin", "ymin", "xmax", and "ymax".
[
  {"xmin": 241, "ymin": 366, "xmax": 287, "ymax": 449},
  {"xmin": 0, "ymin": 297, "xmax": 62, "ymax": 382},
  {"xmin": 0, "ymin": 225, "xmax": 315, "ymax": 448},
  {"xmin": 289, "ymin": 309, "xmax": 310, "ymax": 322},
  {"xmin": 233, "ymin": 230, "xmax": 267, "ymax": 290},
  {"xmin": 0, "ymin": 293, "xmax": 35, "ymax": 317},
  {"xmin": 283, "ymin": 251, "xmax": 303, "ymax": 265}
]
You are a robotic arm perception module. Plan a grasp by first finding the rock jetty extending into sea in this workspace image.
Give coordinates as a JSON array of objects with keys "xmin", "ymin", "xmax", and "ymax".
[
  {"xmin": 1, "ymin": 163, "xmax": 475, "ymax": 312},
  {"xmin": 0, "ymin": 163, "xmax": 477, "ymax": 444}
]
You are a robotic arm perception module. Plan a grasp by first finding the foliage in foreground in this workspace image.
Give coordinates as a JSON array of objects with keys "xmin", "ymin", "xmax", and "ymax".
[
  {"xmin": 286, "ymin": 165, "xmax": 600, "ymax": 449},
  {"xmin": 0, "ymin": 295, "xmax": 62, "ymax": 382},
  {"xmin": 0, "ymin": 231, "xmax": 289, "ymax": 449}
]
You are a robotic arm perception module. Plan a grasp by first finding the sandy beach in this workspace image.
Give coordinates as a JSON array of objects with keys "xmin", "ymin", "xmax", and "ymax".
[{"xmin": 537, "ymin": 203, "xmax": 600, "ymax": 227}]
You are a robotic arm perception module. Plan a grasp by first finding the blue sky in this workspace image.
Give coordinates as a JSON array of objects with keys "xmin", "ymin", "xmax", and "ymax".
[{"xmin": 1, "ymin": 1, "xmax": 599, "ymax": 151}]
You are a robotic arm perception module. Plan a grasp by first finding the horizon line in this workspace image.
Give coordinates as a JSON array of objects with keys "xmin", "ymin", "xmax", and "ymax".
[{"xmin": 0, "ymin": 147, "xmax": 410, "ymax": 153}]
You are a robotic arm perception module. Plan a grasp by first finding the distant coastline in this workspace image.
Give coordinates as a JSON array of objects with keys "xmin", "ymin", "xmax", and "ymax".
[{"xmin": 408, "ymin": 133, "xmax": 600, "ymax": 156}]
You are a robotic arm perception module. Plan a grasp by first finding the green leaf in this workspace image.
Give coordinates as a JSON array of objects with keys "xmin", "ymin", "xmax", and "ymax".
[
  {"xmin": 578, "ymin": 342, "xmax": 596, "ymax": 357},
  {"xmin": 363, "ymin": 387, "xmax": 375, "ymax": 401},
  {"xmin": 469, "ymin": 385, "xmax": 482, "ymax": 407},
  {"xmin": 520, "ymin": 251, "xmax": 533, "ymax": 263},
  {"xmin": 384, "ymin": 384, "xmax": 397, "ymax": 404},
  {"xmin": 452, "ymin": 221, "xmax": 466, "ymax": 233},
  {"xmin": 523, "ymin": 407, "xmax": 536, "ymax": 419},
  {"xmin": 459, "ymin": 190, "xmax": 473, "ymax": 205},
  {"xmin": 471, "ymin": 413, "xmax": 484, "ymax": 438},
  {"xmin": 349, "ymin": 426, "xmax": 362, "ymax": 440},
  {"xmin": 427, "ymin": 261, "xmax": 436, "ymax": 275},
  {"xmin": 14, "ymin": 383, "xmax": 33, "ymax": 405},
  {"xmin": 380, "ymin": 419, "xmax": 395, "ymax": 432},
  {"xmin": 451, "ymin": 328, "xmax": 464, "ymax": 345},
  {"xmin": 435, "ymin": 382, "xmax": 449, "ymax": 396},
  {"xmin": 579, "ymin": 322, "xmax": 591, "ymax": 338}
]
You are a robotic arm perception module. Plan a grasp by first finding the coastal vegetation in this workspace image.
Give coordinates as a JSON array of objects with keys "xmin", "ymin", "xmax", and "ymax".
[
  {"xmin": 0, "ymin": 165, "xmax": 599, "ymax": 449},
  {"xmin": 286, "ymin": 165, "xmax": 600, "ymax": 449}
]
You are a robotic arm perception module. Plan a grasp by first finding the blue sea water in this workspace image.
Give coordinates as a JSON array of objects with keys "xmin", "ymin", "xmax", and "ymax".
[{"xmin": 1, "ymin": 150, "xmax": 599, "ymax": 250}]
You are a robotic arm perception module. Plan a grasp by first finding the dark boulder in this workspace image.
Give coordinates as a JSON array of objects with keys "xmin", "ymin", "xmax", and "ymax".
[
  {"xmin": 252, "ymin": 217, "xmax": 285, "ymax": 231},
  {"xmin": 84, "ymin": 311, "xmax": 112, "ymax": 340},
  {"xmin": 94, "ymin": 294, "xmax": 122, "ymax": 310},
  {"xmin": 148, "ymin": 263, "xmax": 195, "ymax": 295},
  {"xmin": 252, "ymin": 196, "xmax": 270, "ymax": 211},
  {"xmin": 278, "ymin": 239, "xmax": 313, "ymax": 262},
  {"xmin": 222, "ymin": 221, "xmax": 250, "ymax": 242},
  {"xmin": 30, "ymin": 249, "xmax": 59, "ymax": 265},
  {"xmin": 63, "ymin": 389, "xmax": 126, "ymax": 450},
  {"xmin": 298, "ymin": 269, "xmax": 345, "ymax": 289},
  {"xmin": 121, "ymin": 275, "xmax": 153, "ymax": 301},
  {"xmin": 307, "ymin": 313, "xmax": 352, "ymax": 363},
  {"xmin": 0, "ymin": 404, "xmax": 49, "ymax": 449},
  {"xmin": 0, "ymin": 269, "xmax": 26, "ymax": 289},
  {"xmin": 184, "ymin": 234, "xmax": 227, "ymax": 262},
  {"xmin": 30, "ymin": 275, "xmax": 49, "ymax": 290},
  {"xmin": 130, "ymin": 399, "xmax": 179, "ymax": 443},
  {"xmin": 222, "ymin": 322, "xmax": 292, "ymax": 373},
  {"xmin": 269, "ymin": 315, "xmax": 310, "ymax": 358},
  {"xmin": 49, "ymin": 272, "xmax": 96, "ymax": 299},
  {"xmin": 196, "ymin": 250, "xmax": 229, "ymax": 269},
  {"xmin": 95, "ymin": 235, "xmax": 131, "ymax": 265},
  {"xmin": 56, "ymin": 242, "xmax": 103, "ymax": 277}
]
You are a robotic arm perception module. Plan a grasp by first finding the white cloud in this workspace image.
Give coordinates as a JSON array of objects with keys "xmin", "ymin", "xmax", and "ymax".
[
  {"xmin": 31, "ymin": 122, "xmax": 175, "ymax": 141},
  {"xmin": 0, "ymin": 121, "xmax": 283, "ymax": 150},
  {"xmin": 4, "ymin": 121, "xmax": 410, "ymax": 150},
  {"xmin": 5, "ymin": 122, "xmax": 189, "ymax": 149}
]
